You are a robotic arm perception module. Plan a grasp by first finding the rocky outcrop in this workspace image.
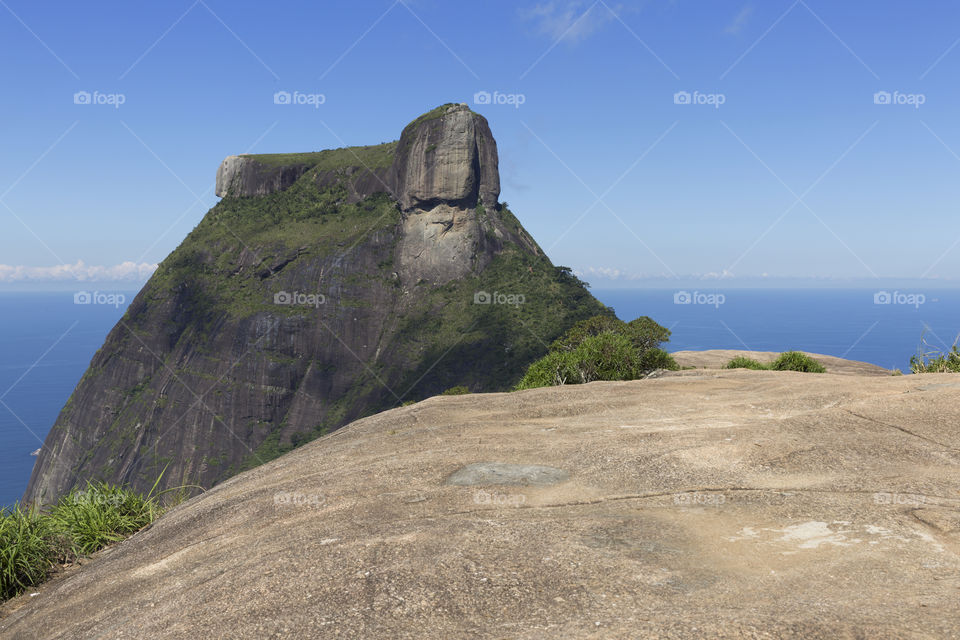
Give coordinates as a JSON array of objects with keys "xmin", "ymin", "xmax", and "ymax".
[
  {"xmin": 214, "ymin": 103, "xmax": 499, "ymax": 211},
  {"xmin": 23, "ymin": 104, "xmax": 610, "ymax": 506},
  {"xmin": 6, "ymin": 369, "xmax": 960, "ymax": 637},
  {"xmin": 391, "ymin": 103, "xmax": 500, "ymax": 211},
  {"xmin": 215, "ymin": 155, "xmax": 315, "ymax": 197}
]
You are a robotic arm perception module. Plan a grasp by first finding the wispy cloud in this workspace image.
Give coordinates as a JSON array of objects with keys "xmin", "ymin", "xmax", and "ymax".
[
  {"xmin": 724, "ymin": 5, "xmax": 753, "ymax": 35},
  {"xmin": 521, "ymin": 1, "xmax": 621, "ymax": 44},
  {"xmin": 0, "ymin": 260, "xmax": 158, "ymax": 282}
]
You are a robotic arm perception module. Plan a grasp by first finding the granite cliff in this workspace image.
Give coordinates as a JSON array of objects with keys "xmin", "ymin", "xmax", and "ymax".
[{"xmin": 24, "ymin": 104, "xmax": 609, "ymax": 505}]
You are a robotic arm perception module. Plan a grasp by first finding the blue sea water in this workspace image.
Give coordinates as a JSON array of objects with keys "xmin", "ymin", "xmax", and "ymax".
[
  {"xmin": 592, "ymin": 288, "xmax": 960, "ymax": 371},
  {"xmin": 0, "ymin": 292, "xmax": 134, "ymax": 510},
  {"xmin": 0, "ymin": 288, "xmax": 957, "ymax": 509}
]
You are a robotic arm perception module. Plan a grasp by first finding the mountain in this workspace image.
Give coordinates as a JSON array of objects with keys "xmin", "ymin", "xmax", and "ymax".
[{"xmin": 24, "ymin": 103, "xmax": 609, "ymax": 505}]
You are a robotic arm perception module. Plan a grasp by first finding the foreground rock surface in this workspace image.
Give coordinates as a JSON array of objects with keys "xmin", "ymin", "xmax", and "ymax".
[{"xmin": 4, "ymin": 366, "xmax": 959, "ymax": 639}]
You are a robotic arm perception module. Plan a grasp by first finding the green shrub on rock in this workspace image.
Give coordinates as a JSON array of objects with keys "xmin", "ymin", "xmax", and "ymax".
[
  {"xmin": 770, "ymin": 351, "xmax": 826, "ymax": 373},
  {"xmin": 725, "ymin": 356, "xmax": 769, "ymax": 370},
  {"xmin": 516, "ymin": 315, "xmax": 676, "ymax": 390}
]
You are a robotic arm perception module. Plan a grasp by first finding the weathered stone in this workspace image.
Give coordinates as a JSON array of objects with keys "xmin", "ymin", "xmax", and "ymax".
[
  {"xmin": 215, "ymin": 155, "xmax": 313, "ymax": 197},
  {"xmin": 5, "ymin": 367, "xmax": 960, "ymax": 638},
  {"xmin": 391, "ymin": 103, "xmax": 500, "ymax": 211}
]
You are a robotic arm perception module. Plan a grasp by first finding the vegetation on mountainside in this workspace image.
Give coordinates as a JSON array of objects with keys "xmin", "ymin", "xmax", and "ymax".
[
  {"xmin": 514, "ymin": 315, "xmax": 677, "ymax": 390},
  {"xmin": 0, "ymin": 475, "xmax": 184, "ymax": 603},
  {"xmin": 725, "ymin": 351, "xmax": 827, "ymax": 373},
  {"xmin": 238, "ymin": 141, "xmax": 397, "ymax": 170},
  {"xmin": 112, "ymin": 148, "xmax": 610, "ymax": 480}
]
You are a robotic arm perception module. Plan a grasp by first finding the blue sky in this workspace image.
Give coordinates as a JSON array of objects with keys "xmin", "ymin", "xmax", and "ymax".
[{"xmin": 2, "ymin": 0, "xmax": 960, "ymax": 289}]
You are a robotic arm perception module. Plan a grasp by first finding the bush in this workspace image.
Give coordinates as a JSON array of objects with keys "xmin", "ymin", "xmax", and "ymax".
[
  {"xmin": 47, "ymin": 483, "xmax": 160, "ymax": 557},
  {"xmin": 440, "ymin": 385, "xmax": 471, "ymax": 395},
  {"xmin": 514, "ymin": 350, "xmax": 578, "ymax": 389},
  {"xmin": 770, "ymin": 351, "xmax": 826, "ymax": 373},
  {"xmin": 0, "ymin": 470, "xmax": 188, "ymax": 604},
  {"xmin": 725, "ymin": 356, "xmax": 769, "ymax": 370},
  {"xmin": 516, "ymin": 314, "xmax": 674, "ymax": 390},
  {"xmin": 639, "ymin": 347, "xmax": 679, "ymax": 372}
]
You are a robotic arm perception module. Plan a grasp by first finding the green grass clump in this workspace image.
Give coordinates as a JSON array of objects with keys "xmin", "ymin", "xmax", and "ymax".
[
  {"xmin": 0, "ymin": 472, "xmax": 187, "ymax": 603},
  {"xmin": 47, "ymin": 483, "xmax": 161, "ymax": 557},
  {"xmin": 0, "ymin": 505, "xmax": 55, "ymax": 602},
  {"xmin": 770, "ymin": 351, "xmax": 826, "ymax": 373},
  {"xmin": 514, "ymin": 315, "xmax": 677, "ymax": 390},
  {"xmin": 725, "ymin": 356, "xmax": 770, "ymax": 370}
]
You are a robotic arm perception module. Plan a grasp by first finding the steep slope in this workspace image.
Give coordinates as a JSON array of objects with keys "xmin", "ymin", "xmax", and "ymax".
[
  {"xmin": 24, "ymin": 104, "xmax": 609, "ymax": 505},
  {"xmin": 4, "ymin": 368, "xmax": 959, "ymax": 638}
]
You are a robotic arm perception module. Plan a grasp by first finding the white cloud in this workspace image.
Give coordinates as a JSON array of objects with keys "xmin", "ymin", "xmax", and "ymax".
[
  {"xmin": 576, "ymin": 266, "xmax": 641, "ymax": 280},
  {"xmin": 575, "ymin": 266, "xmax": 738, "ymax": 281},
  {"xmin": 0, "ymin": 260, "xmax": 158, "ymax": 282},
  {"xmin": 725, "ymin": 5, "xmax": 753, "ymax": 35},
  {"xmin": 522, "ymin": 1, "xmax": 622, "ymax": 44}
]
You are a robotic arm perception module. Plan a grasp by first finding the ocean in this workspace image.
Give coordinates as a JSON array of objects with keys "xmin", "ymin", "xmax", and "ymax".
[
  {"xmin": 1, "ymin": 287, "xmax": 957, "ymax": 509},
  {"xmin": 1, "ymin": 292, "xmax": 135, "ymax": 511}
]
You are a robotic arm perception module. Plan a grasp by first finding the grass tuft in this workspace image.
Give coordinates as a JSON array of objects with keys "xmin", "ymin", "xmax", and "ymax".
[{"xmin": 0, "ymin": 468, "xmax": 194, "ymax": 603}]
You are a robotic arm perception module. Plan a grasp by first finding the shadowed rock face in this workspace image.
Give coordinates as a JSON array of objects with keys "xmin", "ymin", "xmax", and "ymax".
[{"xmin": 23, "ymin": 104, "xmax": 608, "ymax": 506}]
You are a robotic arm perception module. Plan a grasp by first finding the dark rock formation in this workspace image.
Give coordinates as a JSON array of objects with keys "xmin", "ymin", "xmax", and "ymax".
[{"xmin": 24, "ymin": 104, "xmax": 610, "ymax": 505}]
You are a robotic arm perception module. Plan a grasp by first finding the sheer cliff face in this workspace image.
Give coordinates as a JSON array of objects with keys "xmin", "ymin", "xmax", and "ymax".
[{"xmin": 25, "ymin": 104, "xmax": 609, "ymax": 505}]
